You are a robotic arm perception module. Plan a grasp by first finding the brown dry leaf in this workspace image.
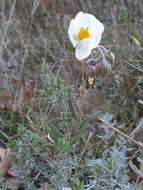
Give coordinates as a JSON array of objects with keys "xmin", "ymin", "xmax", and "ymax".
[
  {"xmin": 38, "ymin": 182, "xmax": 49, "ymax": 190},
  {"xmin": 0, "ymin": 148, "xmax": 22, "ymax": 190},
  {"xmin": 0, "ymin": 148, "xmax": 12, "ymax": 175},
  {"xmin": 40, "ymin": 0, "xmax": 49, "ymax": 7},
  {"xmin": 0, "ymin": 79, "xmax": 36, "ymax": 116},
  {"xmin": 5, "ymin": 177, "xmax": 21, "ymax": 190}
]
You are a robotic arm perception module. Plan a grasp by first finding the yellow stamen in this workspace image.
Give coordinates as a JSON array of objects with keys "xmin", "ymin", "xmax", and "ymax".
[
  {"xmin": 88, "ymin": 77, "xmax": 94, "ymax": 85},
  {"xmin": 75, "ymin": 27, "xmax": 90, "ymax": 41}
]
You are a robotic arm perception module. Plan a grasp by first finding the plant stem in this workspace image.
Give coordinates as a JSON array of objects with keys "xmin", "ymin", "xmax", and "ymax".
[{"xmin": 76, "ymin": 62, "xmax": 86, "ymax": 128}]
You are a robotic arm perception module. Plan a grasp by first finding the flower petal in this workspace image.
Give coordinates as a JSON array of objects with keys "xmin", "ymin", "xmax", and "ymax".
[
  {"xmin": 75, "ymin": 37, "xmax": 97, "ymax": 60},
  {"xmin": 68, "ymin": 19, "xmax": 79, "ymax": 47},
  {"xmin": 68, "ymin": 11, "xmax": 90, "ymax": 47},
  {"xmin": 68, "ymin": 12, "xmax": 85, "ymax": 40},
  {"xmin": 90, "ymin": 34, "xmax": 103, "ymax": 49},
  {"xmin": 75, "ymin": 46, "xmax": 92, "ymax": 60},
  {"xmin": 88, "ymin": 14, "xmax": 104, "ymax": 37},
  {"xmin": 78, "ymin": 37, "xmax": 92, "ymax": 49},
  {"xmin": 73, "ymin": 12, "xmax": 91, "ymax": 28}
]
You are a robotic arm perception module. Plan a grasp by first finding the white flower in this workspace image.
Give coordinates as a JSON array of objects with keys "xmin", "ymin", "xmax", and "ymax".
[{"xmin": 68, "ymin": 12, "xmax": 104, "ymax": 60}]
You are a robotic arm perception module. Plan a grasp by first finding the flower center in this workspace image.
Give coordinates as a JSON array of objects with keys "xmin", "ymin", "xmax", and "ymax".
[{"xmin": 75, "ymin": 27, "xmax": 90, "ymax": 41}]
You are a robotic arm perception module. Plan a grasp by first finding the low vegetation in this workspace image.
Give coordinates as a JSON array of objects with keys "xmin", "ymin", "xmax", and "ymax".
[{"xmin": 0, "ymin": 0, "xmax": 143, "ymax": 189}]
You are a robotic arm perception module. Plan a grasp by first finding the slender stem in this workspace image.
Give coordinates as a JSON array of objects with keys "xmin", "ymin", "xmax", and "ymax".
[
  {"xmin": 76, "ymin": 62, "xmax": 86, "ymax": 128},
  {"xmin": 0, "ymin": 0, "xmax": 17, "ymax": 54},
  {"xmin": 80, "ymin": 62, "xmax": 86, "ymax": 117},
  {"xmin": 124, "ymin": 59, "xmax": 143, "ymax": 73}
]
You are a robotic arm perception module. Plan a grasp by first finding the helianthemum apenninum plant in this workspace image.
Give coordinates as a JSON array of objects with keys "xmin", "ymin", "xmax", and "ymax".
[{"xmin": 68, "ymin": 12, "xmax": 105, "ymax": 127}]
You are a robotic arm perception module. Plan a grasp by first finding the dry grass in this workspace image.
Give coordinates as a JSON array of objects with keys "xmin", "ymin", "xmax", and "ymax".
[{"xmin": 0, "ymin": 0, "xmax": 143, "ymax": 189}]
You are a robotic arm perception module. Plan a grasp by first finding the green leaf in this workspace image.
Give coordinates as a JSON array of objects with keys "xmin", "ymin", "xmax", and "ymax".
[
  {"xmin": 73, "ymin": 179, "xmax": 84, "ymax": 190},
  {"xmin": 47, "ymin": 121, "xmax": 63, "ymax": 146},
  {"xmin": 107, "ymin": 158, "xmax": 113, "ymax": 171}
]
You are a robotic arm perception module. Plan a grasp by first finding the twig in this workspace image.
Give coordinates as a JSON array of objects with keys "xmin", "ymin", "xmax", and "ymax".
[
  {"xmin": 124, "ymin": 59, "xmax": 143, "ymax": 73},
  {"xmin": 0, "ymin": 0, "xmax": 17, "ymax": 55},
  {"xmin": 81, "ymin": 111, "xmax": 101, "ymax": 124},
  {"xmin": 98, "ymin": 117, "xmax": 143, "ymax": 149}
]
